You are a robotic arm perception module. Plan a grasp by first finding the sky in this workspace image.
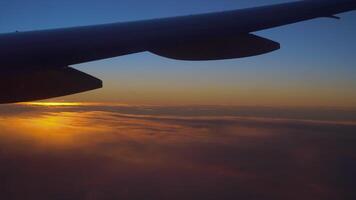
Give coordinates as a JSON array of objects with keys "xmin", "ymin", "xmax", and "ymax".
[{"xmin": 1, "ymin": 0, "xmax": 356, "ymax": 106}]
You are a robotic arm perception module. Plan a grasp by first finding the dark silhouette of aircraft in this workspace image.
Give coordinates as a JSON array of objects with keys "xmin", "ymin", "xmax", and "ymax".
[{"xmin": 0, "ymin": 0, "xmax": 355, "ymax": 103}]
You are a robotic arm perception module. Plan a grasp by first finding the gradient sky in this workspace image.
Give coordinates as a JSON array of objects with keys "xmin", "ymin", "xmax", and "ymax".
[{"xmin": 1, "ymin": 0, "xmax": 356, "ymax": 106}]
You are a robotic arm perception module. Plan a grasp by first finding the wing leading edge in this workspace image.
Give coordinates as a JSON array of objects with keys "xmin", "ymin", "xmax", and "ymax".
[{"xmin": 0, "ymin": 0, "xmax": 355, "ymax": 103}]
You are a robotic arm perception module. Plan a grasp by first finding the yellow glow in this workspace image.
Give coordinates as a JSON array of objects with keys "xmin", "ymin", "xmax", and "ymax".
[
  {"xmin": 19, "ymin": 101, "xmax": 133, "ymax": 107},
  {"xmin": 0, "ymin": 111, "xmax": 111, "ymax": 148},
  {"xmin": 20, "ymin": 102, "xmax": 84, "ymax": 107}
]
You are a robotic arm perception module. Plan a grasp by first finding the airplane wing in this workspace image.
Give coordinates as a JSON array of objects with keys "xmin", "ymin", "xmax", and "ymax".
[{"xmin": 0, "ymin": 0, "xmax": 355, "ymax": 103}]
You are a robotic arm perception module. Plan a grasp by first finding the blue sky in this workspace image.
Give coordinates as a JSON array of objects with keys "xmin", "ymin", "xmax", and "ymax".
[{"xmin": 1, "ymin": 0, "xmax": 356, "ymax": 106}]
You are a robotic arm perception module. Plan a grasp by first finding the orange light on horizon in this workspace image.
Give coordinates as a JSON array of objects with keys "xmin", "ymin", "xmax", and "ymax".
[
  {"xmin": 19, "ymin": 102, "xmax": 84, "ymax": 107},
  {"xmin": 18, "ymin": 101, "xmax": 140, "ymax": 107}
]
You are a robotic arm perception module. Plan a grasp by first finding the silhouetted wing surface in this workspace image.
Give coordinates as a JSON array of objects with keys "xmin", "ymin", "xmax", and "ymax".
[
  {"xmin": 0, "ymin": 68, "xmax": 102, "ymax": 104},
  {"xmin": 0, "ymin": 0, "xmax": 355, "ymax": 103}
]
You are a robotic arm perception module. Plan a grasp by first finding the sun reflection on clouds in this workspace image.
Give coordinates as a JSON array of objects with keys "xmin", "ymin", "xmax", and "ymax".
[
  {"xmin": 0, "ymin": 112, "xmax": 105, "ymax": 148},
  {"xmin": 0, "ymin": 108, "xmax": 191, "ymax": 151}
]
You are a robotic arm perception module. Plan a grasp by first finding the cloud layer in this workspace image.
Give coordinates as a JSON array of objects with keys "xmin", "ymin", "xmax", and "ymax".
[{"xmin": 0, "ymin": 104, "xmax": 355, "ymax": 200}]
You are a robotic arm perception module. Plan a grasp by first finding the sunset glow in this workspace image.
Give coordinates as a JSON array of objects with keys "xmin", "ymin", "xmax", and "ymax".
[{"xmin": 20, "ymin": 102, "xmax": 86, "ymax": 107}]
